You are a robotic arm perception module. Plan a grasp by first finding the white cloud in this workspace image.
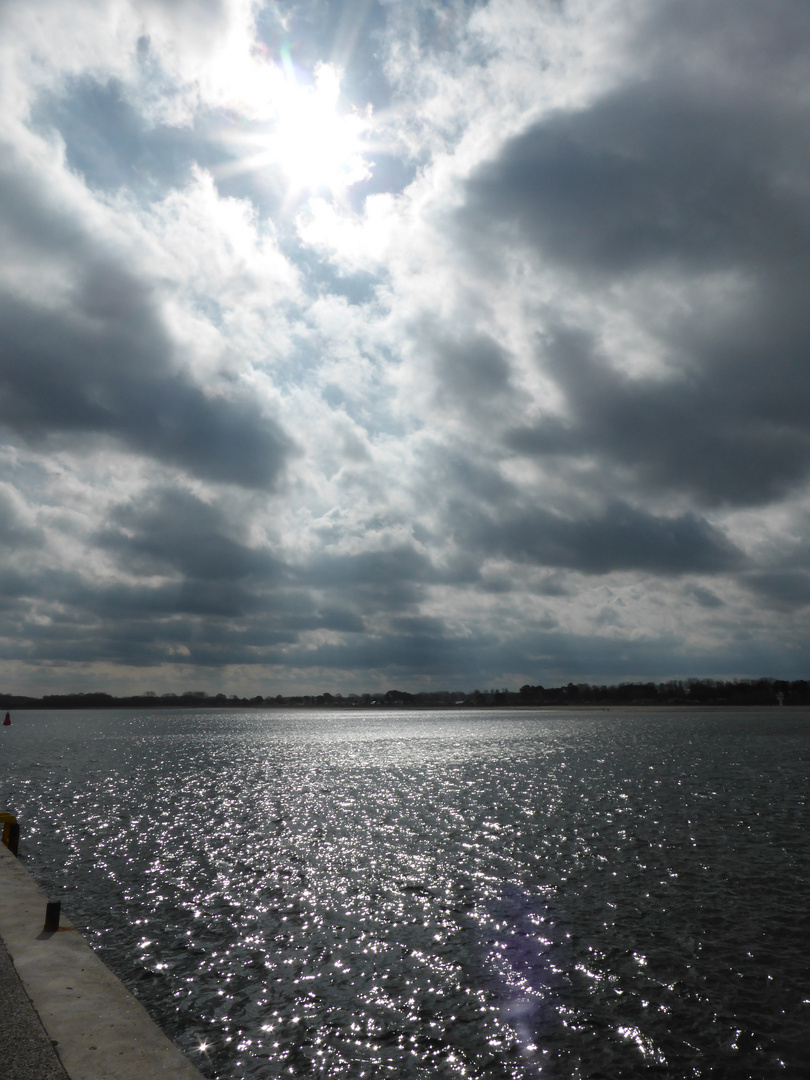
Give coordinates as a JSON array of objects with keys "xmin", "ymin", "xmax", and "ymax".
[{"xmin": 0, "ymin": 0, "xmax": 808, "ymax": 693}]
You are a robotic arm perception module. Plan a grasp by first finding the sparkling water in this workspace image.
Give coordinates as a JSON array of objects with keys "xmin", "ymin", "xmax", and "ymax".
[{"xmin": 1, "ymin": 708, "xmax": 808, "ymax": 1079}]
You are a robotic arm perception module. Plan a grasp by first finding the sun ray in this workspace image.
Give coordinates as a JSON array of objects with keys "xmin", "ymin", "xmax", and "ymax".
[{"xmin": 215, "ymin": 60, "xmax": 372, "ymax": 203}]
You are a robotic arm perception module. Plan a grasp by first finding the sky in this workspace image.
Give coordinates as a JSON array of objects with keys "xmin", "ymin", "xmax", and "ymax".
[{"xmin": 1, "ymin": 0, "xmax": 809, "ymax": 697}]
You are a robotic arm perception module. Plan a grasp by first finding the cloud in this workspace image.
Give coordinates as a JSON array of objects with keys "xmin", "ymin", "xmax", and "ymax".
[
  {"xmin": 0, "ymin": 0, "xmax": 808, "ymax": 693},
  {"xmin": 504, "ymin": 323, "xmax": 810, "ymax": 508},
  {"xmin": 0, "ymin": 281, "xmax": 293, "ymax": 488},
  {"xmin": 304, "ymin": 544, "xmax": 440, "ymax": 609},
  {"xmin": 97, "ymin": 487, "xmax": 284, "ymax": 580},
  {"xmin": 451, "ymin": 23, "xmax": 810, "ymax": 509},
  {"xmin": 0, "ymin": 110, "xmax": 295, "ymax": 489},
  {"xmin": 32, "ymin": 76, "xmax": 225, "ymax": 197},
  {"xmin": 462, "ymin": 89, "xmax": 808, "ymax": 277},
  {"xmin": 0, "ymin": 484, "xmax": 43, "ymax": 549},
  {"xmin": 432, "ymin": 332, "xmax": 514, "ymax": 414},
  {"xmin": 683, "ymin": 584, "xmax": 724, "ymax": 610},
  {"xmin": 743, "ymin": 571, "xmax": 810, "ymax": 610},
  {"xmin": 465, "ymin": 501, "xmax": 741, "ymax": 576}
]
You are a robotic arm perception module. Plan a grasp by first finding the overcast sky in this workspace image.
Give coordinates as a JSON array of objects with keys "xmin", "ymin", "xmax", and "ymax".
[{"xmin": 1, "ymin": 0, "xmax": 809, "ymax": 696}]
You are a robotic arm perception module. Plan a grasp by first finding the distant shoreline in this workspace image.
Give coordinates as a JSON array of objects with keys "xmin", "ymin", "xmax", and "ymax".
[
  {"xmin": 2, "ymin": 677, "xmax": 808, "ymax": 711},
  {"xmin": 2, "ymin": 700, "xmax": 808, "ymax": 712}
]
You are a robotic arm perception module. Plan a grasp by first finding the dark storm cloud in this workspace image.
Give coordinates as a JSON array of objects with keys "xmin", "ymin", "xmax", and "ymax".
[
  {"xmin": 0, "ymin": 615, "xmax": 276, "ymax": 666},
  {"xmin": 462, "ymin": 83, "xmax": 810, "ymax": 276},
  {"xmin": 420, "ymin": 441, "xmax": 515, "ymax": 508},
  {"xmin": 744, "ymin": 571, "xmax": 810, "ymax": 610},
  {"xmin": 389, "ymin": 615, "xmax": 447, "ymax": 636},
  {"xmin": 0, "ymin": 287, "xmax": 292, "ymax": 487},
  {"xmin": 641, "ymin": 0, "xmax": 810, "ymax": 88},
  {"xmin": 462, "ymin": 62, "xmax": 810, "ymax": 508},
  {"xmin": 683, "ymin": 584, "xmax": 724, "ymax": 610},
  {"xmin": 86, "ymin": 579, "xmax": 270, "ymax": 619},
  {"xmin": 98, "ymin": 488, "xmax": 284, "ymax": 581},
  {"xmin": 0, "ymin": 567, "xmax": 367, "ymax": 668},
  {"xmin": 496, "ymin": 625, "xmax": 810, "ymax": 686},
  {"xmin": 2, "ymin": 0, "xmax": 809, "ymax": 693},
  {"xmin": 78, "ymin": 582, "xmax": 358, "ymax": 640},
  {"xmin": 213, "ymin": 617, "xmax": 809, "ymax": 685},
  {"xmin": 0, "ymin": 483, "xmax": 385, "ymax": 672},
  {"xmin": 506, "ymin": 324, "xmax": 810, "ymax": 508},
  {"xmin": 264, "ymin": 626, "xmax": 488, "ymax": 676},
  {"xmin": 7, "ymin": 485, "xmax": 376, "ymax": 666},
  {"xmin": 432, "ymin": 333, "xmax": 513, "ymax": 412},
  {"xmin": 463, "ymin": 501, "xmax": 741, "ymax": 576},
  {"xmin": 0, "ymin": 163, "xmax": 293, "ymax": 486},
  {"xmin": 0, "ymin": 580, "xmax": 37, "ymax": 619},
  {"xmin": 304, "ymin": 544, "xmax": 439, "ymax": 607}
]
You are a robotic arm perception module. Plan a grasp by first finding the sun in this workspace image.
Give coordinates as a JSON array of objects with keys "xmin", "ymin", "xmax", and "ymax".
[
  {"xmin": 219, "ymin": 60, "xmax": 372, "ymax": 200},
  {"xmin": 268, "ymin": 64, "xmax": 371, "ymax": 195}
]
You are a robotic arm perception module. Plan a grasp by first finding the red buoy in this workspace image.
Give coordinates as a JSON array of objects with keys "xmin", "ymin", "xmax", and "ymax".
[{"xmin": 3, "ymin": 713, "xmax": 10, "ymax": 726}]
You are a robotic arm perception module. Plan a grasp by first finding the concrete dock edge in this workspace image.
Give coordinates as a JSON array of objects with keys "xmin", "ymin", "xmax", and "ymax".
[
  {"xmin": 0, "ymin": 932, "xmax": 70, "ymax": 1079},
  {"xmin": 0, "ymin": 840, "xmax": 205, "ymax": 1080}
]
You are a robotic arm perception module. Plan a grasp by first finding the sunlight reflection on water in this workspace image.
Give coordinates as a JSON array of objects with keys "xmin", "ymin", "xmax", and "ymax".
[{"xmin": 2, "ymin": 708, "xmax": 809, "ymax": 1079}]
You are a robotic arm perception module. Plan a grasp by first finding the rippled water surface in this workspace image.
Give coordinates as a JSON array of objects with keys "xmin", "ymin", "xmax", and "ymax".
[{"xmin": 2, "ymin": 708, "xmax": 809, "ymax": 1079}]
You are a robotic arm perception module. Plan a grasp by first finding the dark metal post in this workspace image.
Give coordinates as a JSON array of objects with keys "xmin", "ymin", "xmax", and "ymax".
[{"xmin": 44, "ymin": 901, "xmax": 61, "ymax": 932}]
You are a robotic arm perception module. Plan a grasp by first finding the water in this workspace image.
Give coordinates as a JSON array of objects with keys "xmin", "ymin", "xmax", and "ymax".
[{"xmin": 1, "ymin": 708, "xmax": 808, "ymax": 1079}]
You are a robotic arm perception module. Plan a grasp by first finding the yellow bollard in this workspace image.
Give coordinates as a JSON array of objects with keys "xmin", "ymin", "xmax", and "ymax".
[{"xmin": 1, "ymin": 811, "xmax": 19, "ymax": 855}]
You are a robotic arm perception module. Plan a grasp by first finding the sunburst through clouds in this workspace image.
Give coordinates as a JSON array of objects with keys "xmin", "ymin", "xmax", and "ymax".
[{"xmin": 217, "ymin": 51, "xmax": 373, "ymax": 202}]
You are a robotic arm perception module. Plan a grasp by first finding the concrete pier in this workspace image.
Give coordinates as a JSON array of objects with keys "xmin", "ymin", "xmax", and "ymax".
[
  {"xmin": 0, "ymin": 934, "xmax": 69, "ymax": 1079},
  {"xmin": 0, "ymin": 840, "xmax": 205, "ymax": 1080}
]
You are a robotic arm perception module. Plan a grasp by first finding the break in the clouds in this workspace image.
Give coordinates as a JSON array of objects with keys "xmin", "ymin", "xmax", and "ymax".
[{"xmin": 0, "ymin": 0, "xmax": 809, "ymax": 695}]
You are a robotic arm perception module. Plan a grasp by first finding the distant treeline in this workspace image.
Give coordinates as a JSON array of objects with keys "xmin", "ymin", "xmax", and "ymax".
[{"xmin": 0, "ymin": 678, "xmax": 808, "ymax": 709}]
